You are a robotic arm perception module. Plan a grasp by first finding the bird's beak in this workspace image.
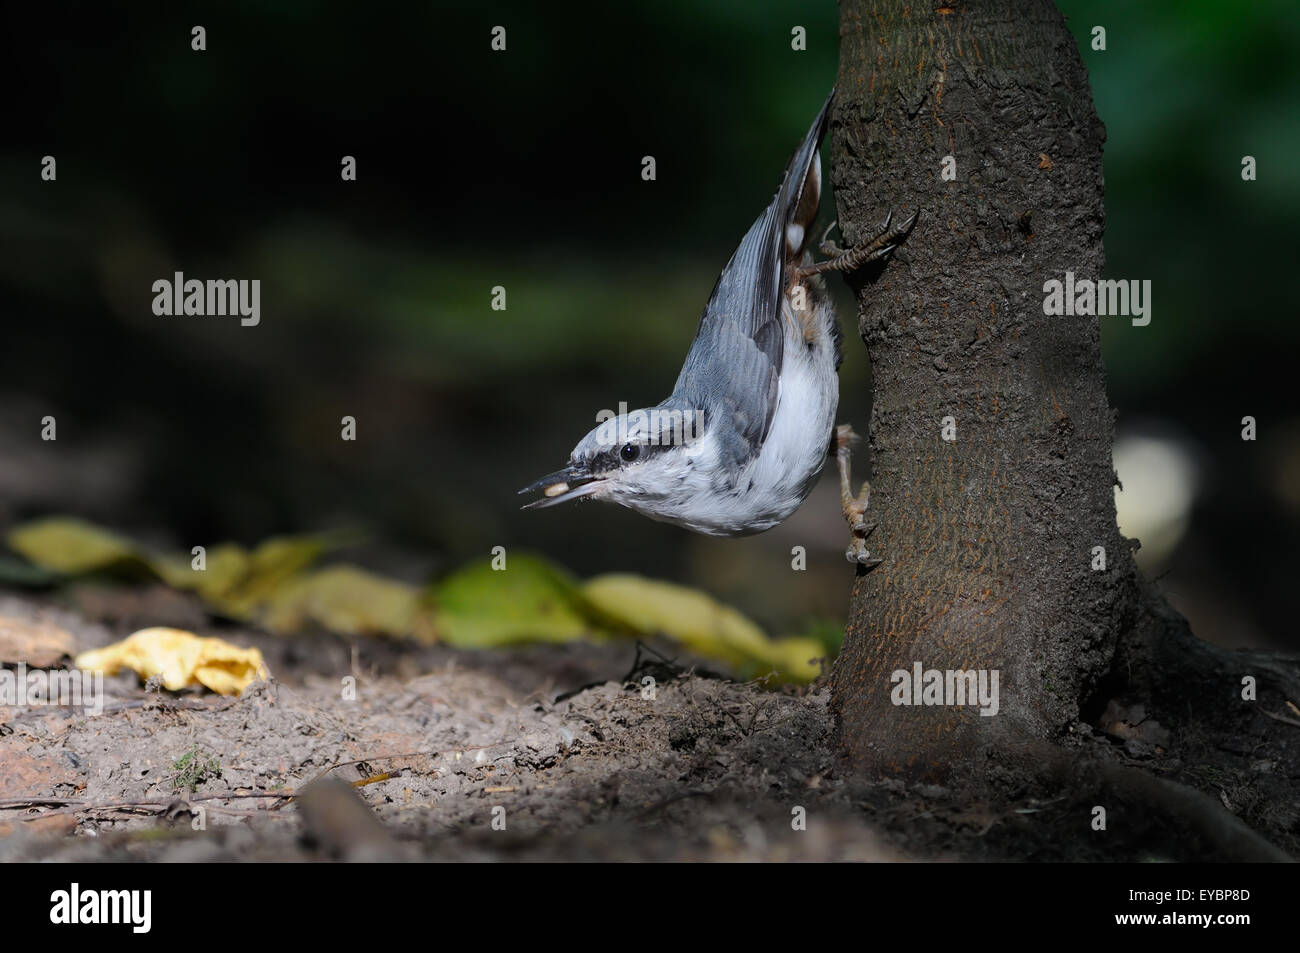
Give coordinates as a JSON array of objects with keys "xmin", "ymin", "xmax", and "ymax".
[{"xmin": 518, "ymin": 465, "xmax": 604, "ymax": 509}]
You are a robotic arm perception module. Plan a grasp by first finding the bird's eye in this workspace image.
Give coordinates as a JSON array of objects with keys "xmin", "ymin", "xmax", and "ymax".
[{"xmin": 620, "ymin": 443, "xmax": 640, "ymax": 463}]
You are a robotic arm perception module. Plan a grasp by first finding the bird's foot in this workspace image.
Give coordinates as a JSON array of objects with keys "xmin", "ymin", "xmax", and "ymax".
[
  {"xmin": 833, "ymin": 424, "xmax": 883, "ymax": 570},
  {"xmin": 843, "ymin": 490, "xmax": 881, "ymax": 569},
  {"xmin": 794, "ymin": 209, "xmax": 920, "ymax": 280}
]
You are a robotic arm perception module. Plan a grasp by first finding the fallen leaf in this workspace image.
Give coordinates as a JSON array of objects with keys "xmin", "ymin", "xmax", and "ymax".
[
  {"xmin": 433, "ymin": 555, "xmax": 602, "ymax": 648},
  {"xmin": 582, "ymin": 575, "xmax": 822, "ymax": 681},
  {"xmin": 74, "ymin": 627, "xmax": 270, "ymax": 695},
  {"xmin": 9, "ymin": 519, "xmax": 826, "ymax": 682},
  {"xmin": 263, "ymin": 564, "xmax": 421, "ymax": 637},
  {"xmin": 7, "ymin": 518, "xmax": 143, "ymax": 574},
  {"xmin": 177, "ymin": 536, "xmax": 335, "ymax": 620}
]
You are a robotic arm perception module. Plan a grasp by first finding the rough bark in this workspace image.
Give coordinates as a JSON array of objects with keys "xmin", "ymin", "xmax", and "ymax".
[
  {"xmin": 825, "ymin": 6, "xmax": 1300, "ymax": 859},
  {"xmin": 827, "ymin": 0, "xmax": 1138, "ymax": 777}
]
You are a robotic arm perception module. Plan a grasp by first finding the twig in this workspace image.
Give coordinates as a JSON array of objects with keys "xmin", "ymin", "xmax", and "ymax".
[
  {"xmin": 1258, "ymin": 707, "xmax": 1300, "ymax": 730},
  {"xmin": 303, "ymin": 743, "xmax": 512, "ymax": 786},
  {"xmin": 0, "ymin": 743, "xmax": 517, "ymax": 825},
  {"xmin": 352, "ymin": 771, "xmax": 402, "ymax": 788}
]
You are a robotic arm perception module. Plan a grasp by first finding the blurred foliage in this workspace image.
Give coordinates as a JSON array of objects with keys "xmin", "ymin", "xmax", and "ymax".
[
  {"xmin": 1, "ymin": 1, "xmax": 1297, "ymax": 650},
  {"xmin": 435, "ymin": 555, "xmax": 599, "ymax": 648},
  {"xmin": 1058, "ymin": 0, "xmax": 1300, "ymax": 387},
  {"xmin": 7, "ymin": 518, "xmax": 823, "ymax": 681},
  {"xmin": 582, "ymin": 574, "xmax": 825, "ymax": 680}
]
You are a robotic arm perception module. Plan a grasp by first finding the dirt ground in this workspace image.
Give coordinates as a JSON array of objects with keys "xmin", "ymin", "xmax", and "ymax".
[{"xmin": 1, "ymin": 587, "xmax": 1295, "ymax": 862}]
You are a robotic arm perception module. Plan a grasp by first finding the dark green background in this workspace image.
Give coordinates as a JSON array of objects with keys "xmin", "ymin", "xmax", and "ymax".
[{"xmin": 3, "ymin": 1, "xmax": 1297, "ymax": 649}]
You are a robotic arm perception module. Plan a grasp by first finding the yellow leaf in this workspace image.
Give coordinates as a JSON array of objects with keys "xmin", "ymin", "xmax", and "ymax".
[
  {"xmin": 210, "ymin": 536, "xmax": 333, "ymax": 619},
  {"xmin": 74, "ymin": 627, "xmax": 269, "ymax": 695},
  {"xmin": 582, "ymin": 574, "xmax": 821, "ymax": 682},
  {"xmin": 184, "ymin": 544, "xmax": 252, "ymax": 603},
  {"xmin": 761, "ymin": 636, "xmax": 828, "ymax": 683}
]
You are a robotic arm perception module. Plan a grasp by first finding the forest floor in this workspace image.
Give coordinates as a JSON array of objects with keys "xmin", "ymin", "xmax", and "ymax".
[{"xmin": 1, "ymin": 587, "xmax": 1295, "ymax": 862}]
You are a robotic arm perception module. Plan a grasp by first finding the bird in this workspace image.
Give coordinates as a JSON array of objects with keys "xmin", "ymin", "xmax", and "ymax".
[{"xmin": 519, "ymin": 89, "xmax": 916, "ymax": 565}]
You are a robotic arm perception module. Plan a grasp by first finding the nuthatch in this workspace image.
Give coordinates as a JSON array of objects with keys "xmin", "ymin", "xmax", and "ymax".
[{"xmin": 520, "ymin": 89, "xmax": 916, "ymax": 565}]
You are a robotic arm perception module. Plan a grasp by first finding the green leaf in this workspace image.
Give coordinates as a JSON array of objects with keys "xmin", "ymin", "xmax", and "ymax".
[
  {"xmin": 582, "ymin": 574, "xmax": 823, "ymax": 682},
  {"xmin": 432, "ymin": 554, "xmax": 605, "ymax": 648},
  {"xmin": 262, "ymin": 564, "xmax": 422, "ymax": 637},
  {"xmin": 7, "ymin": 517, "xmax": 144, "ymax": 574}
]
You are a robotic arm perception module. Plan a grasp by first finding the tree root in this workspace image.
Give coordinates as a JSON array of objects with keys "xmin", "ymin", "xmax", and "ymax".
[{"xmin": 1035, "ymin": 745, "xmax": 1295, "ymax": 862}]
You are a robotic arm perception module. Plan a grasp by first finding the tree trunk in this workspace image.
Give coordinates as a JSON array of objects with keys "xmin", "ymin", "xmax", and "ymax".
[{"xmin": 827, "ymin": 0, "xmax": 1138, "ymax": 777}]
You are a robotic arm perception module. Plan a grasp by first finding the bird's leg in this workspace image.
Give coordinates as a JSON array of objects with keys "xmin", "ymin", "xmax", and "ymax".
[
  {"xmin": 832, "ymin": 424, "xmax": 881, "ymax": 569},
  {"xmin": 795, "ymin": 209, "xmax": 920, "ymax": 280}
]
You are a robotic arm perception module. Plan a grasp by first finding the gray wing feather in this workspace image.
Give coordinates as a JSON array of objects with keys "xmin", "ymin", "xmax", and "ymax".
[{"xmin": 670, "ymin": 90, "xmax": 833, "ymax": 468}]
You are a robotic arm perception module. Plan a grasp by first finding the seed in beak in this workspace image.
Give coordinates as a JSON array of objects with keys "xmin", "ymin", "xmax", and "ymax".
[{"xmin": 544, "ymin": 482, "xmax": 570, "ymax": 498}]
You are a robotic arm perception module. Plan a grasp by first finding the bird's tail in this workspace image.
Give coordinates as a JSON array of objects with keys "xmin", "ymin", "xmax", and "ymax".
[{"xmin": 779, "ymin": 87, "xmax": 833, "ymax": 261}]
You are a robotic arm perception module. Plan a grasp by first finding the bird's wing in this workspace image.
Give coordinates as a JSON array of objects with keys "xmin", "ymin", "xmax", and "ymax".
[{"xmin": 671, "ymin": 89, "xmax": 833, "ymax": 467}]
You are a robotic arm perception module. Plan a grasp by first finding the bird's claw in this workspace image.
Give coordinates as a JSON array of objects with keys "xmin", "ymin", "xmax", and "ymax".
[
  {"xmin": 834, "ymin": 423, "xmax": 883, "ymax": 570},
  {"xmin": 844, "ymin": 516, "xmax": 880, "ymax": 567},
  {"xmin": 844, "ymin": 542, "xmax": 883, "ymax": 569},
  {"xmin": 798, "ymin": 208, "xmax": 919, "ymax": 279}
]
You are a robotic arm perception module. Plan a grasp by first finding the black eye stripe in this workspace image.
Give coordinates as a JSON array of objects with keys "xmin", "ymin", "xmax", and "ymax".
[
  {"xmin": 599, "ymin": 442, "xmax": 664, "ymax": 467},
  {"xmin": 593, "ymin": 435, "xmax": 685, "ymax": 470}
]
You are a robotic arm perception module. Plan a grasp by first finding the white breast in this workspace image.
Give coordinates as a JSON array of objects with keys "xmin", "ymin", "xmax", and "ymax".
[
  {"xmin": 650, "ymin": 290, "xmax": 840, "ymax": 537},
  {"xmin": 730, "ymin": 295, "xmax": 840, "ymax": 532}
]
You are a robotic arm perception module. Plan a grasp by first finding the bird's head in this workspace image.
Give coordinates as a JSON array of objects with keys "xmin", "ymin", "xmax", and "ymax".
[{"xmin": 520, "ymin": 405, "xmax": 709, "ymax": 513}]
